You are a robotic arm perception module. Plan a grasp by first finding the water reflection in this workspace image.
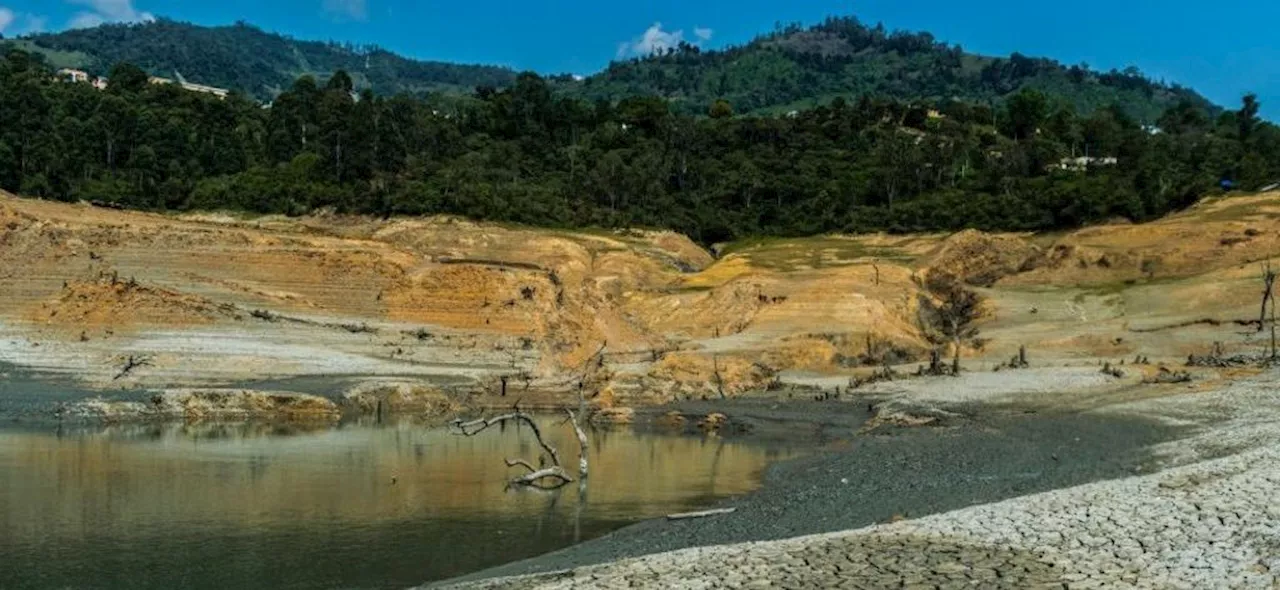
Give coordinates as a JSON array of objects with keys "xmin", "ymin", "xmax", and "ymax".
[{"xmin": 0, "ymin": 418, "xmax": 796, "ymax": 589}]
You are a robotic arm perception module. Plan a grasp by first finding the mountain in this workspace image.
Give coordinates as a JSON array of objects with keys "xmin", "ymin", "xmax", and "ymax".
[
  {"xmin": 2, "ymin": 15, "xmax": 1215, "ymax": 122},
  {"xmin": 566, "ymin": 17, "xmax": 1214, "ymax": 122},
  {"xmin": 1, "ymin": 19, "xmax": 516, "ymax": 99}
]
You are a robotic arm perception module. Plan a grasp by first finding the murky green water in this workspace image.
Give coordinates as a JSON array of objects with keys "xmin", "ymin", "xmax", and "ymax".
[{"xmin": 0, "ymin": 415, "xmax": 796, "ymax": 589}]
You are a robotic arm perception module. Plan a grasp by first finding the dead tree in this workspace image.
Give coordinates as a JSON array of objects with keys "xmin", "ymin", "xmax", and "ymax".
[
  {"xmin": 918, "ymin": 281, "xmax": 983, "ymax": 376},
  {"xmin": 1265, "ymin": 263, "xmax": 1279, "ymax": 360},
  {"xmin": 113, "ymin": 355, "xmax": 153, "ymax": 381},
  {"xmin": 1261, "ymin": 263, "xmax": 1276, "ymax": 332},
  {"xmin": 451, "ymin": 405, "xmax": 588, "ymax": 489},
  {"xmin": 712, "ymin": 355, "xmax": 726, "ymax": 399},
  {"xmin": 457, "ymin": 343, "xmax": 605, "ymax": 489}
]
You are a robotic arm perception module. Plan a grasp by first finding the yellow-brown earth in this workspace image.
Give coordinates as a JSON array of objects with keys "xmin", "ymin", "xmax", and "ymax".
[{"xmin": 3, "ymin": 189, "xmax": 1279, "ymax": 404}]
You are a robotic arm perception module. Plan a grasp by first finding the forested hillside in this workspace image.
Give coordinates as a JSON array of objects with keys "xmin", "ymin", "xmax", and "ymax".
[
  {"xmin": 3, "ymin": 16, "xmax": 1213, "ymax": 122},
  {"xmin": 571, "ymin": 17, "xmax": 1213, "ymax": 121},
  {"xmin": 1, "ymin": 19, "xmax": 517, "ymax": 99},
  {"xmin": 1, "ymin": 49, "xmax": 1276, "ymax": 243}
]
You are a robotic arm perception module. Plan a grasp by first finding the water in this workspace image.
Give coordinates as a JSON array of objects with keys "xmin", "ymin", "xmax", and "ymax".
[{"xmin": 0, "ymin": 417, "xmax": 796, "ymax": 589}]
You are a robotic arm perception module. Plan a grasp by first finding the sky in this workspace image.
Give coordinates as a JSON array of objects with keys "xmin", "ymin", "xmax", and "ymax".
[{"xmin": 1, "ymin": 0, "xmax": 1277, "ymax": 117}]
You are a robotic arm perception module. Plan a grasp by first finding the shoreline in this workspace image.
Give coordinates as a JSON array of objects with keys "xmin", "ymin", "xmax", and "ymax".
[{"xmin": 433, "ymin": 400, "xmax": 1182, "ymax": 588}]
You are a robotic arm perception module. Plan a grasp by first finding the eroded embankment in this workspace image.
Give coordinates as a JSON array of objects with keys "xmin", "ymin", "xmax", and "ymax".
[{"xmin": 7, "ymin": 190, "xmax": 1280, "ymax": 416}]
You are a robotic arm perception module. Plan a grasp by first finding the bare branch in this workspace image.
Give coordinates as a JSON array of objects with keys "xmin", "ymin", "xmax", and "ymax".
[
  {"xmin": 511, "ymin": 467, "xmax": 573, "ymax": 488},
  {"xmin": 452, "ymin": 412, "xmax": 562, "ymax": 468},
  {"xmin": 505, "ymin": 458, "xmax": 539, "ymax": 474}
]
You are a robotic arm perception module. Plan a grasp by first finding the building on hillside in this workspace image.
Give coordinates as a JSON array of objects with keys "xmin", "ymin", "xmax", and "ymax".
[
  {"xmin": 180, "ymin": 81, "xmax": 230, "ymax": 99},
  {"xmin": 57, "ymin": 69, "xmax": 90, "ymax": 83},
  {"xmin": 1054, "ymin": 156, "xmax": 1119, "ymax": 172},
  {"xmin": 148, "ymin": 75, "xmax": 230, "ymax": 100},
  {"xmin": 57, "ymin": 68, "xmax": 109, "ymax": 89}
]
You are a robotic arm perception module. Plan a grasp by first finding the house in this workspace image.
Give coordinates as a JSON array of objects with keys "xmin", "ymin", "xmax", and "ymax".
[
  {"xmin": 57, "ymin": 69, "xmax": 90, "ymax": 83},
  {"xmin": 56, "ymin": 69, "xmax": 109, "ymax": 89},
  {"xmin": 1055, "ymin": 156, "xmax": 1119, "ymax": 172}
]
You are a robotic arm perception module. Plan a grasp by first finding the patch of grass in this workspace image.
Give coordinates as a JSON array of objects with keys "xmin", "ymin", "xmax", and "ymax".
[
  {"xmin": 1186, "ymin": 194, "xmax": 1280, "ymax": 223},
  {"xmin": 719, "ymin": 235, "xmax": 912, "ymax": 272},
  {"xmin": 2, "ymin": 41, "xmax": 94, "ymax": 70}
]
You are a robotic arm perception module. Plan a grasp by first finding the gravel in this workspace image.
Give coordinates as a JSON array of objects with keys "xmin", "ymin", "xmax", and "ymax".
[{"xmin": 444, "ymin": 443, "xmax": 1280, "ymax": 589}]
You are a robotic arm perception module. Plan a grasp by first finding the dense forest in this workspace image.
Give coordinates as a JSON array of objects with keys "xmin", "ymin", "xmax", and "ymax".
[
  {"xmin": 1, "ymin": 47, "xmax": 1277, "ymax": 243},
  {"xmin": 3, "ymin": 17, "xmax": 1211, "ymax": 121}
]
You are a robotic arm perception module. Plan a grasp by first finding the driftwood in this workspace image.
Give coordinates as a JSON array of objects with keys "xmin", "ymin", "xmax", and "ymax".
[
  {"xmin": 1143, "ymin": 367, "xmax": 1192, "ymax": 385},
  {"xmin": 667, "ymin": 507, "xmax": 737, "ymax": 520}
]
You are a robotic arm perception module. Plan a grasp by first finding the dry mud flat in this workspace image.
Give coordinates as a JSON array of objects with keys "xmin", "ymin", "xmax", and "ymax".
[{"xmin": 448, "ymin": 444, "xmax": 1280, "ymax": 590}]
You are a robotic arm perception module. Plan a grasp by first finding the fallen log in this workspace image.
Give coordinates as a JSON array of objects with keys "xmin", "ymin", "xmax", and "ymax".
[{"xmin": 666, "ymin": 507, "xmax": 737, "ymax": 521}]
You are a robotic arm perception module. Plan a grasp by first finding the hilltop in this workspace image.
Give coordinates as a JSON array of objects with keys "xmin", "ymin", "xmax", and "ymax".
[
  {"xmin": 1, "ymin": 19, "xmax": 517, "ymax": 99},
  {"xmin": 3, "ymin": 16, "xmax": 1214, "ymax": 121},
  {"xmin": 569, "ymin": 17, "xmax": 1215, "ymax": 122}
]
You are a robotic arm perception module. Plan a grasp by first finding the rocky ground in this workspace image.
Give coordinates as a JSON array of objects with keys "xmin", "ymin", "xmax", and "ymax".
[{"xmin": 450, "ymin": 442, "xmax": 1278, "ymax": 590}]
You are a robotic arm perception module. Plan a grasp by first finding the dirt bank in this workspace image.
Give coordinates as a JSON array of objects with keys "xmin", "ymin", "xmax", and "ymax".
[
  {"xmin": 56, "ymin": 389, "xmax": 341, "ymax": 423},
  {"xmin": 6, "ymin": 190, "xmax": 1280, "ymax": 409}
]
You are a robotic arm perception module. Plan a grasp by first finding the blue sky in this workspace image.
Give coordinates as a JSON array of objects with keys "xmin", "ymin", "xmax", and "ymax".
[{"xmin": 1, "ymin": 0, "xmax": 1277, "ymax": 117}]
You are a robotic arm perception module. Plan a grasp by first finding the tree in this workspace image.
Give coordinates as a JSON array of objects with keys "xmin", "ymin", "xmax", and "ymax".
[
  {"xmin": 919, "ymin": 277, "xmax": 983, "ymax": 375},
  {"xmin": 326, "ymin": 70, "xmax": 354, "ymax": 93},
  {"xmin": 1239, "ymin": 94, "xmax": 1261, "ymax": 142},
  {"xmin": 709, "ymin": 99, "xmax": 734, "ymax": 119},
  {"xmin": 107, "ymin": 63, "xmax": 149, "ymax": 94},
  {"xmin": 1005, "ymin": 88, "xmax": 1049, "ymax": 141}
]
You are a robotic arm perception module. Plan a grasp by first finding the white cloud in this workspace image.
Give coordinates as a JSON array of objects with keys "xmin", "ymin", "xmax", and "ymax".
[
  {"xmin": 322, "ymin": 0, "xmax": 367, "ymax": 21},
  {"xmin": 617, "ymin": 22, "xmax": 713, "ymax": 59},
  {"xmin": 66, "ymin": 0, "xmax": 155, "ymax": 29},
  {"xmin": 0, "ymin": 8, "xmax": 15, "ymax": 34}
]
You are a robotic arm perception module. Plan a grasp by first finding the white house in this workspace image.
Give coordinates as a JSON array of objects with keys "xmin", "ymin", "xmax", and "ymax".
[
  {"xmin": 1056, "ymin": 156, "xmax": 1119, "ymax": 172},
  {"xmin": 57, "ymin": 69, "xmax": 90, "ymax": 83}
]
